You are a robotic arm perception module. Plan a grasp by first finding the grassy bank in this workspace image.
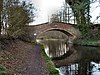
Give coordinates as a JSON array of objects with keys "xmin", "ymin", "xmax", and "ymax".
[
  {"xmin": 0, "ymin": 65, "xmax": 13, "ymax": 75},
  {"xmin": 74, "ymin": 39, "xmax": 100, "ymax": 47},
  {"xmin": 41, "ymin": 45, "xmax": 59, "ymax": 75}
]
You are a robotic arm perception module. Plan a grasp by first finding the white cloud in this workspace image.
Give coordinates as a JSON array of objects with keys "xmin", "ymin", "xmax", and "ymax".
[
  {"xmin": 90, "ymin": 1, "xmax": 100, "ymax": 23},
  {"xmin": 30, "ymin": 0, "xmax": 65, "ymax": 25},
  {"xmin": 30, "ymin": 0, "xmax": 100, "ymax": 25}
]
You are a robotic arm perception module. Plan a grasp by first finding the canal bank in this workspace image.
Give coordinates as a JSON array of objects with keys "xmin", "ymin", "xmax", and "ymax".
[
  {"xmin": 73, "ymin": 28, "xmax": 100, "ymax": 47},
  {"xmin": 74, "ymin": 39, "xmax": 100, "ymax": 47}
]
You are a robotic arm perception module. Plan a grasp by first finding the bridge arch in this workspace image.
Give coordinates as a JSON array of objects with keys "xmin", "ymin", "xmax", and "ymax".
[
  {"xmin": 28, "ymin": 22, "xmax": 81, "ymax": 41},
  {"xmin": 36, "ymin": 28, "xmax": 75, "ymax": 39}
]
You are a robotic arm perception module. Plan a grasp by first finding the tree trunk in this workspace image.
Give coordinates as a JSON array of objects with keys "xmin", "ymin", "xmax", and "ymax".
[{"xmin": 0, "ymin": 0, "xmax": 3, "ymax": 35}]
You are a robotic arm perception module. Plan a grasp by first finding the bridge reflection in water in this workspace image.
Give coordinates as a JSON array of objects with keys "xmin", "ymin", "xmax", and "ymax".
[
  {"xmin": 37, "ymin": 39, "xmax": 71, "ymax": 58},
  {"xmin": 54, "ymin": 46, "xmax": 100, "ymax": 75},
  {"xmin": 37, "ymin": 39, "xmax": 100, "ymax": 75}
]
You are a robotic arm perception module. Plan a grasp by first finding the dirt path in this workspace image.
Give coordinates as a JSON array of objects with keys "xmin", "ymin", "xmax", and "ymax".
[
  {"xmin": 23, "ymin": 44, "xmax": 50, "ymax": 75},
  {"xmin": 0, "ymin": 40, "xmax": 50, "ymax": 75}
]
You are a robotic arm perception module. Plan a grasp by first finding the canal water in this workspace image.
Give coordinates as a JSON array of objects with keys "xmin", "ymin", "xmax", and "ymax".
[{"xmin": 37, "ymin": 39, "xmax": 100, "ymax": 75}]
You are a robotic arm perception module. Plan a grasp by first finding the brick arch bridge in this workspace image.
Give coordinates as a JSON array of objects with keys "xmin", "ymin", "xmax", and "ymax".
[{"xmin": 28, "ymin": 22, "xmax": 81, "ymax": 42}]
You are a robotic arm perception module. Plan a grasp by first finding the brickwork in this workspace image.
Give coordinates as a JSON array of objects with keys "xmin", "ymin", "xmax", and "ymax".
[{"xmin": 28, "ymin": 22, "xmax": 81, "ymax": 40}]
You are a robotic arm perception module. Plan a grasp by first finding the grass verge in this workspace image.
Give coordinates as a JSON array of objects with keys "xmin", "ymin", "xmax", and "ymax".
[
  {"xmin": 74, "ymin": 39, "xmax": 100, "ymax": 47},
  {"xmin": 41, "ymin": 45, "xmax": 59, "ymax": 75}
]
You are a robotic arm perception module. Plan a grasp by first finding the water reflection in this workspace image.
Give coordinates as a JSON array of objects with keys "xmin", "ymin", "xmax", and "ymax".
[
  {"xmin": 57, "ymin": 61, "xmax": 100, "ymax": 75},
  {"xmin": 37, "ymin": 39, "xmax": 70, "ymax": 58},
  {"xmin": 54, "ymin": 46, "xmax": 100, "ymax": 75},
  {"xmin": 37, "ymin": 39, "xmax": 100, "ymax": 75}
]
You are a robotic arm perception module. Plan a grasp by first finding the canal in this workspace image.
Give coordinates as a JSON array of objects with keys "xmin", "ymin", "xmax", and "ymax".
[{"xmin": 37, "ymin": 38, "xmax": 100, "ymax": 75}]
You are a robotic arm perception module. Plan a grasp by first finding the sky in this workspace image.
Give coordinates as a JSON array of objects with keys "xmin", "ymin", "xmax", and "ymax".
[
  {"xmin": 29, "ymin": 0, "xmax": 65, "ymax": 25},
  {"xmin": 28, "ymin": 0, "xmax": 100, "ymax": 25},
  {"xmin": 90, "ymin": 1, "xmax": 100, "ymax": 23}
]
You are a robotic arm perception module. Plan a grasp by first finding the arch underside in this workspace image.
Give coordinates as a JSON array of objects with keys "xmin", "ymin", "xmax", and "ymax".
[{"xmin": 36, "ymin": 28, "xmax": 76, "ymax": 39}]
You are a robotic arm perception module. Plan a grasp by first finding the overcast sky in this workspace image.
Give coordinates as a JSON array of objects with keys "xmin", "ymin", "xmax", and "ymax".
[
  {"xmin": 29, "ymin": 0, "xmax": 65, "ymax": 25},
  {"xmin": 90, "ymin": 1, "xmax": 100, "ymax": 23},
  {"xmin": 28, "ymin": 0, "xmax": 100, "ymax": 25}
]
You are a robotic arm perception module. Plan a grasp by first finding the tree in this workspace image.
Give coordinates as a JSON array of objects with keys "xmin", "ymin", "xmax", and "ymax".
[
  {"xmin": 7, "ymin": 1, "xmax": 34, "ymax": 38},
  {"xmin": 50, "ymin": 14, "xmax": 60, "ymax": 22},
  {"xmin": 1, "ymin": 0, "xmax": 35, "ymax": 38},
  {"xmin": 65, "ymin": 0, "xmax": 91, "ymax": 34},
  {"xmin": 50, "ymin": 3, "xmax": 74, "ymax": 23}
]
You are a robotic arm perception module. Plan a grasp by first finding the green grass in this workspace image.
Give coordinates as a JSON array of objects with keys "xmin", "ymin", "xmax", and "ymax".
[
  {"xmin": 0, "ymin": 65, "xmax": 13, "ymax": 75},
  {"xmin": 41, "ymin": 45, "xmax": 59, "ymax": 75},
  {"xmin": 74, "ymin": 39, "xmax": 100, "ymax": 47}
]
